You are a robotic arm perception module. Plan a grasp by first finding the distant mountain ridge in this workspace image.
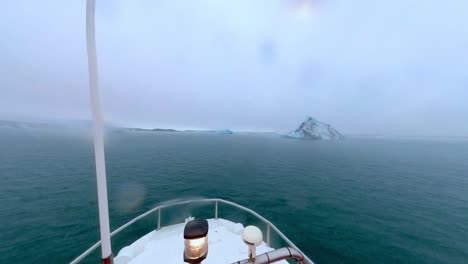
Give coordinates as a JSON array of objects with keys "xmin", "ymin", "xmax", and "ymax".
[
  {"xmin": 126, "ymin": 128, "xmax": 179, "ymax": 132},
  {"xmin": 2, "ymin": 118, "xmax": 343, "ymax": 140},
  {"xmin": 125, "ymin": 127, "xmax": 234, "ymax": 134},
  {"xmin": 0, "ymin": 119, "xmax": 119, "ymax": 130},
  {"xmin": 287, "ymin": 116, "xmax": 343, "ymax": 140}
]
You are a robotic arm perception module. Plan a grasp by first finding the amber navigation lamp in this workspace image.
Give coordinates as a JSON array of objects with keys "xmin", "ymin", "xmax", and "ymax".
[{"xmin": 183, "ymin": 219, "xmax": 209, "ymax": 264}]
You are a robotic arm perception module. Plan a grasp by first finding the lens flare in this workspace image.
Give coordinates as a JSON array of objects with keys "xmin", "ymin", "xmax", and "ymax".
[{"xmin": 293, "ymin": 0, "xmax": 314, "ymax": 18}]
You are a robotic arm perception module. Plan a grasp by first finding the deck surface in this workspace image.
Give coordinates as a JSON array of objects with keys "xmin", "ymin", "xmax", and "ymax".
[{"xmin": 114, "ymin": 218, "xmax": 287, "ymax": 264}]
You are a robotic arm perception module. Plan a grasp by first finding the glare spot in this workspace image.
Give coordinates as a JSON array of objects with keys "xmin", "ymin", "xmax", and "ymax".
[{"xmin": 115, "ymin": 182, "xmax": 146, "ymax": 213}]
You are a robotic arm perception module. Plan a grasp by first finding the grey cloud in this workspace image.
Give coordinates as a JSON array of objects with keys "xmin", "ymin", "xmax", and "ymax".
[{"xmin": 1, "ymin": 0, "xmax": 467, "ymax": 136}]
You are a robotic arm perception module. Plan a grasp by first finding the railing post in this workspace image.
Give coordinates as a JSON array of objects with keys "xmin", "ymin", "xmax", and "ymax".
[
  {"xmin": 157, "ymin": 208, "xmax": 161, "ymax": 230},
  {"xmin": 215, "ymin": 200, "xmax": 218, "ymax": 220},
  {"xmin": 267, "ymin": 223, "xmax": 271, "ymax": 246}
]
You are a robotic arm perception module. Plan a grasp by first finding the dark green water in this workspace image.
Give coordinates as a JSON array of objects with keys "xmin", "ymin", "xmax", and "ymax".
[{"xmin": 1, "ymin": 130, "xmax": 467, "ymax": 263}]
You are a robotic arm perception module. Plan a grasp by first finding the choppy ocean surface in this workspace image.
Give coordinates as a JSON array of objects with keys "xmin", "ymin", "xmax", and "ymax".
[{"xmin": 0, "ymin": 130, "xmax": 467, "ymax": 263}]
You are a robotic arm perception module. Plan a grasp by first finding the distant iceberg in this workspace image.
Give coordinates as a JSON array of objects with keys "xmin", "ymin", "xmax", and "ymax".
[
  {"xmin": 287, "ymin": 116, "xmax": 343, "ymax": 140},
  {"xmin": 217, "ymin": 129, "xmax": 233, "ymax": 134}
]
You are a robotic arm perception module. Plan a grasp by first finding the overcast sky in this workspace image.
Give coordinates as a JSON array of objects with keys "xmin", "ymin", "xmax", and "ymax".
[{"xmin": 1, "ymin": 0, "xmax": 467, "ymax": 135}]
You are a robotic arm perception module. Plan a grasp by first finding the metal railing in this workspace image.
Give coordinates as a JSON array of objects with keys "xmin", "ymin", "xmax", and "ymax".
[
  {"xmin": 232, "ymin": 247, "xmax": 306, "ymax": 264},
  {"xmin": 70, "ymin": 198, "xmax": 314, "ymax": 264}
]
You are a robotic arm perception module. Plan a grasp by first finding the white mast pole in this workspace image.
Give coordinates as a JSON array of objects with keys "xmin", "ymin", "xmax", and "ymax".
[{"xmin": 85, "ymin": 0, "xmax": 112, "ymax": 262}]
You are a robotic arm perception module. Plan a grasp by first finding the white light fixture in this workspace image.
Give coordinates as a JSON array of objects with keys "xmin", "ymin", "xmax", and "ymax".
[
  {"xmin": 242, "ymin": 225, "xmax": 263, "ymax": 262},
  {"xmin": 184, "ymin": 219, "xmax": 209, "ymax": 264}
]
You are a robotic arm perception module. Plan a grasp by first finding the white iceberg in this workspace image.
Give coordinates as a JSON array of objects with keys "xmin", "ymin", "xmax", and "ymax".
[{"xmin": 287, "ymin": 116, "xmax": 343, "ymax": 140}]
